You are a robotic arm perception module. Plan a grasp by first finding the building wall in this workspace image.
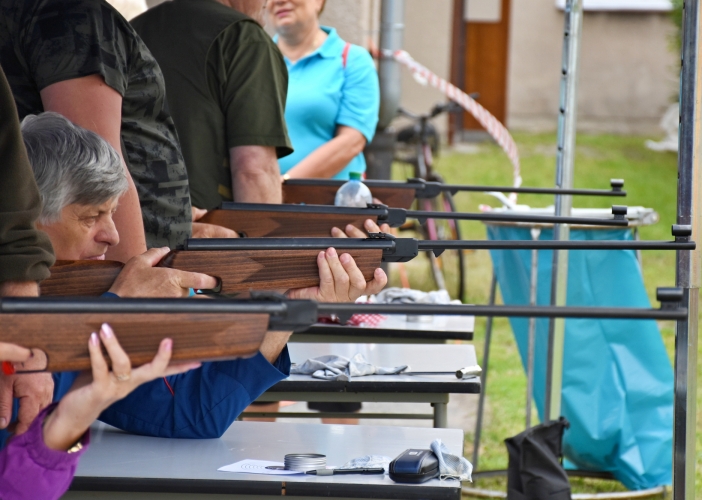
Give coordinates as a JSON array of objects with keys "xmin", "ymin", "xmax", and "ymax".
[
  {"xmin": 508, "ymin": 1, "xmax": 678, "ymax": 134},
  {"xmin": 126, "ymin": 0, "xmax": 677, "ymax": 136},
  {"xmin": 321, "ymin": 0, "xmax": 454, "ymax": 136}
]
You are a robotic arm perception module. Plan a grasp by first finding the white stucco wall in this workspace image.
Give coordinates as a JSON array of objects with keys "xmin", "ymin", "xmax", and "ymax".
[{"xmin": 508, "ymin": 1, "xmax": 678, "ymax": 133}]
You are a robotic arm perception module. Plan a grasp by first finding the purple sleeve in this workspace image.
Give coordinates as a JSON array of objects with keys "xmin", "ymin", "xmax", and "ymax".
[{"xmin": 0, "ymin": 404, "xmax": 90, "ymax": 500}]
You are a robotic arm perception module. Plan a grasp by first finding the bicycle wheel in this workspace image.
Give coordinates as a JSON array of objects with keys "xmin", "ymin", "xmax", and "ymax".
[{"xmin": 419, "ymin": 189, "xmax": 466, "ymax": 301}]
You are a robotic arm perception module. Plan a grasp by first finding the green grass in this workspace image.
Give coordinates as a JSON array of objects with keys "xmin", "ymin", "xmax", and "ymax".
[{"xmin": 389, "ymin": 132, "xmax": 696, "ymax": 497}]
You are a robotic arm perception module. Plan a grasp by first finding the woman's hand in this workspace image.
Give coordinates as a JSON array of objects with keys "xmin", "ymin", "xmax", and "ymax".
[
  {"xmin": 286, "ymin": 247, "xmax": 386, "ymax": 302},
  {"xmin": 109, "ymin": 247, "xmax": 217, "ymax": 298},
  {"xmin": 41, "ymin": 324, "xmax": 200, "ymax": 451},
  {"xmin": 331, "ymin": 218, "xmax": 391, "ymax": 238}
]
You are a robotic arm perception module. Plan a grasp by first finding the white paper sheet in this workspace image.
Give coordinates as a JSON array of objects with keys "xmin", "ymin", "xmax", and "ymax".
[{"xmin": 218, "ymin": 459, "xmax": 304, "ymax": 475}]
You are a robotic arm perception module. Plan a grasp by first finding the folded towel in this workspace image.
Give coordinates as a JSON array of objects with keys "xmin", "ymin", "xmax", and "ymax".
[
  {"xmin": 290, "ymin": 353, "xmax": 407, "ymax": 382},
  {"xmin": 431, "ymin": 439, "xmax": 473, "ymax": 481}
]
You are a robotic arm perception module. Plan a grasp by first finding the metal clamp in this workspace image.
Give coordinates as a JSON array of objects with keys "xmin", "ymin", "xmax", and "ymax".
[
  {"xmin": 657, "ymin": 287, "xmax": 685, "ymax": 310},
  {"xmin": 611, "ymin": 205, "xmax": 628, "ymax": 221},
  {"xmin": 672, "ymin": 224, "xmax": 693, "ymax": 243},
  {"xmin": 610, "ymin": 179, "xmax": 625, "ymax": 192}
]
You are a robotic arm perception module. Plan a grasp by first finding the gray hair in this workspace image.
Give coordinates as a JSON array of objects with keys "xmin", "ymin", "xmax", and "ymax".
[{"xmin": 21, "ymin": 112, "xmax": 128, "ymax": 224}]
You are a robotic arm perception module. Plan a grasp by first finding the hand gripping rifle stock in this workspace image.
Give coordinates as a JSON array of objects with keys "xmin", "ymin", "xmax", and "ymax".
[
  {"xmin": 41, "ymin": 227, "xmax": 695, "ymax": 297},
  {"xmin": 282, "ymin": 178, "xmax": 626, "ymax": 207},
  {"xmin": 200, "ymin": 202, "xmax": 630, "ymax": 238},
  {"xmin": 0, "ymin": 296, "xmax": 318, "ymax": 372}
]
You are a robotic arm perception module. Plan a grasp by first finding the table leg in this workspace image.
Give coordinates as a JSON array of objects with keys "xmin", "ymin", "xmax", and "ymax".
[{"xmin": 432, "ymin": 402, "xmax": 448, "ymax": 428}]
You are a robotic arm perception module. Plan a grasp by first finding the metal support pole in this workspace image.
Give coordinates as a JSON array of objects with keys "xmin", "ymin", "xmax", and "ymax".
[
  {"xmin": 472, "ymin": 274, "xmax": 498, "ymax": 469},
  {"xmin": 432, "ymin": 402, "xmax": 448, "ymax": 428},
  {"xmin": 673, "ymin": 1, "xmax": 702, "ymax": 498},
  {"xmin": 545, "ymin": 0, "xmax": 583, "ymax": 422},
  {"xmin": 378, "ymin": 0, "xmax": 405, "ymax": 129},
  {"xmin": 526, "ymin": 228, "xmax": 541, "ymax": 429}
]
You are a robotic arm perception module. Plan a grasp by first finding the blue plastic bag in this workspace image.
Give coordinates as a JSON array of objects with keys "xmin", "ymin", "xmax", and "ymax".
[{"xmin": 486, "ymin": 225, "xmax": 673, "ymax": 489}]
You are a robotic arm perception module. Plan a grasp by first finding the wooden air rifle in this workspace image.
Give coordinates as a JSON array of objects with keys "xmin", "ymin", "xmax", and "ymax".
[
  {"xmin": 282, "ymin": 178, "xmax": 626, "ymax": 208},
  {"xmin": 3, "ymin": 288, "xmax": 688, "ymax": 373},
  {"xmin": 40, "ymin": 226, "xmax": 695, "ymax": 298},
  {"xmin": 200, "ymin": 202, "xmax": 631, "ymax": 238}
]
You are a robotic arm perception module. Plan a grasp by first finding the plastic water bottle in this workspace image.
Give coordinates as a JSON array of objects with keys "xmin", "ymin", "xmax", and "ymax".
[{"xmin": 334, "ymin": 172, "xmax": 373, "ymax": 207}]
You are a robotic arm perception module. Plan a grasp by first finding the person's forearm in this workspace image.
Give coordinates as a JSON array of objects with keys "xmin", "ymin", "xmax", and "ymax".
[
  {"xmin": 230, "ymin": 146, "xmax": 282, "ymax": 203},
  {"xmin": 232, "ymin": 167, "xmax": 282, "ymax": 203},
  {"xmin": 286, "ymin": 132, "xmax": 365, "ymax": 179},
  {"xmin": 41, "ymin": 402, "xmax": 97, "ymax": 451},
  {"xmin": 107, "ymin": 170, "xmax": 147, "ymax": 262},
  {"xmin": 0, "ymin": 281, "xmax": 38, "ymax": 297},
  {"xmin": 259, "ymin": 331, "xmax": 292, "ymax": 363}
]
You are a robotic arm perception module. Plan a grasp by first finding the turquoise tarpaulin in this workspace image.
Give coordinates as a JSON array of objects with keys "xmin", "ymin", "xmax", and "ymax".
[{"xmin": 486, "ymin": 225, "xmax": 673, "ymax": 490}]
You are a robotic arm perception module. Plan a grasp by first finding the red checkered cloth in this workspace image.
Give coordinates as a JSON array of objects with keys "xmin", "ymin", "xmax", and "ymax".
[{"xmin": 318, "ymin": 301, "xmax": 386, "ymax": 328}]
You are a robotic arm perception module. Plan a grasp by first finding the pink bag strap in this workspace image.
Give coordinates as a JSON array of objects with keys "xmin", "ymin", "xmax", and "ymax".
[{"xmin": 342, "ymin": 42, "xmax": 351, "ymax": 69}]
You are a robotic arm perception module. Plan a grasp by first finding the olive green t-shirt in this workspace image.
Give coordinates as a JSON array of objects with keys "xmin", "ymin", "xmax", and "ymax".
[
  {"xmin": 0, "ymin": 64, "xmax": 55, "ymax": 284},
  {"xmin": 132, "ymin": 0, "xmax": 292, "ymax": 210},
  {"xmin": 0, "ymin": 0, "xmax": 192, "ymax": 249}
]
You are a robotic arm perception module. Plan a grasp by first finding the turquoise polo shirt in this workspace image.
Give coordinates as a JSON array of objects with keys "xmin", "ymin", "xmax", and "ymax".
[{"xmin": 275, "ymin": 27, "xmax": 380, "ymax": 180}]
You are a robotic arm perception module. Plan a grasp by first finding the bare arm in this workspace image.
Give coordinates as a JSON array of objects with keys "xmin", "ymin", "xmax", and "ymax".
[
  {"xmin": 0, "ymin": 281, "xmax": 38, "ymax": 297},
  {"xmin": 229, "ymin": 145, "xmax": 282, "ymax": 203},
  {"xmin": 284, "ymin": 126, "xmax": 366, "ymax": 179},
  {"xmin": 40, "ymin": 75, "xmax": 146, "ymax": 262}
]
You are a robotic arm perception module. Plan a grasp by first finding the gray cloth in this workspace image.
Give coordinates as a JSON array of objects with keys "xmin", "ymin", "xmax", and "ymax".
[
  {"xmin": 373, "ymin": 287, "xmax": 459, "ymax": 305},
  {"xmin": 290, "ymin": 353, "xmax": 407, "ymax": 382},
  {"xmin": 431, "ymin": 439, "xmax": 473, "ymax": 481},
  {"xmin": 340, "ymin": 455, "xmax": 392, "ymax": 472}
]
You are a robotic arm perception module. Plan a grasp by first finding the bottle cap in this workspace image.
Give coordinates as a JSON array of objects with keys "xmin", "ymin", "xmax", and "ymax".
[{"xmin": 349, "ymin": 172, "xmax": 362, "ymax": 181}]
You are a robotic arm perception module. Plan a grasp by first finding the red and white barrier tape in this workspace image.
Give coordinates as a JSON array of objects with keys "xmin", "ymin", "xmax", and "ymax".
[{"xmin": 385, "ymin": 49, "xmax": 522, "ymax": 197}]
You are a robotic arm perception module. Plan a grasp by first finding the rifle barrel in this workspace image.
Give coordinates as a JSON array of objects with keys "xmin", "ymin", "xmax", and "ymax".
[
  {"xmin": 283, "ymin": 179, "xmax": 626, "ymax": 197},
  {"xmin": 183, "ymin": 236, "xmax": 695, "ymax": 253},
  {"xmin": 409, "ymin": 209, "xmax": 628, "ymax": 227},
  {"xmin": 316, "ymin": 303, "xmax": 687, "ymax": 321},
  {"xmin": 417, "ymin": 240, "xmax": 696, "ymax": 251}
]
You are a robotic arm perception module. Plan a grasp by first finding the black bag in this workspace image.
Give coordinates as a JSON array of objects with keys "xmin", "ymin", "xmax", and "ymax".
[
  {"xmin": 505, "ymin": 417, "xmax": 572, "ymax": 500},
  {"xmin": 388, "ymin": 449, "xmax": 440, "ymax": 483}
]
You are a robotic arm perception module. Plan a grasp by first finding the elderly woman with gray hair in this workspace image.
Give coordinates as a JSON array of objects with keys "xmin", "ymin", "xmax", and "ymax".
[
  {"xmin": 18, "ymin": 112, "xmax": 386, "ymax": 440},
  {"xmin": 22, "ymin": 112, "xmax": 217, "ymax": 298}
]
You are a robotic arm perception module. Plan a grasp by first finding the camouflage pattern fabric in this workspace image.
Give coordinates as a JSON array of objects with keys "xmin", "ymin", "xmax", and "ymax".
[{"xmin": 0, "ymin": 0, "xmax": 192, "ymax": 248}]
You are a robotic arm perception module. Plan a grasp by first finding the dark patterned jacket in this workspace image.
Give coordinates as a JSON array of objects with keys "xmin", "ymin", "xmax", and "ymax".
[{"xmin": 0, "ymin": 0, "xmax": 192, "ymax": 248}]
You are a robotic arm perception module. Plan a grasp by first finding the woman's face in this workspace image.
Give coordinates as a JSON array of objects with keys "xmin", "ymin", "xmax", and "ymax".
[
  {"xmin": 267, "ymin": 0, "xmax": 324, "ymax": 33},
  {"xmin": 38, "ymin": 198, "xmax": 120, "ymax": 261}
]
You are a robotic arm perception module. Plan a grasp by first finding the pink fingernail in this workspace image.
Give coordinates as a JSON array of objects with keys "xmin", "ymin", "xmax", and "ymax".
[
  {"xmin": 328, "ymin": 247, "xmax": 337, "ymax": 257},
  {"xmin": 340, "ymin": 253, "xmax": 351, "ymax": 263},
  {"xmin": 90, "ymin": 333, "xmax": 99, "ymax": 346},
  {"xmin": 101, "ymin": 323, "xmax": 114, "ymax": 338},
  {"xmin": 0, "ymin": 418, "xmax": 6, "ymax": 428},
  {"xmin": 163, "ymin": 339, "xmax": 173, "ymax": 351}
]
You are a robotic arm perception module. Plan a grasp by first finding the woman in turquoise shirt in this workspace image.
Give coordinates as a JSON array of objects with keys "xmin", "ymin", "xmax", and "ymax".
[{"xmin": 267, "ymin": 0, "xmax": 380, "ymax": 180}]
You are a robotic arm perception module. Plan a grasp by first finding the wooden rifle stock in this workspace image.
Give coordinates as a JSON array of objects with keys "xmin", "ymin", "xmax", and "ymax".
[
  {"xmin": 41, "ymin": 247, "xmax": 382, "ymax": 297},
  {"xmin": 0, "ymin": 299, "xmax": 272, "ymax": 372},
  {"xmin": 41, "ymin": 260, "xmax": 124, "ymax": 297},
  {"xmin": 159, "ymin": 248, "xmax": 380, "ymax": 293},
  {"xmin": 201, "ymin": 208, "xmax": 373, "ymax": 238},
  {"xmin": 283, "ymin": 182, "xmax": 417, "ymax": 208}
]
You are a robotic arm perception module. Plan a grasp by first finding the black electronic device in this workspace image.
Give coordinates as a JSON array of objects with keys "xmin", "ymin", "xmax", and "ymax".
[{"xmin": 388, "ymin": 449, "xmax": 440, "ymax": 484}]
